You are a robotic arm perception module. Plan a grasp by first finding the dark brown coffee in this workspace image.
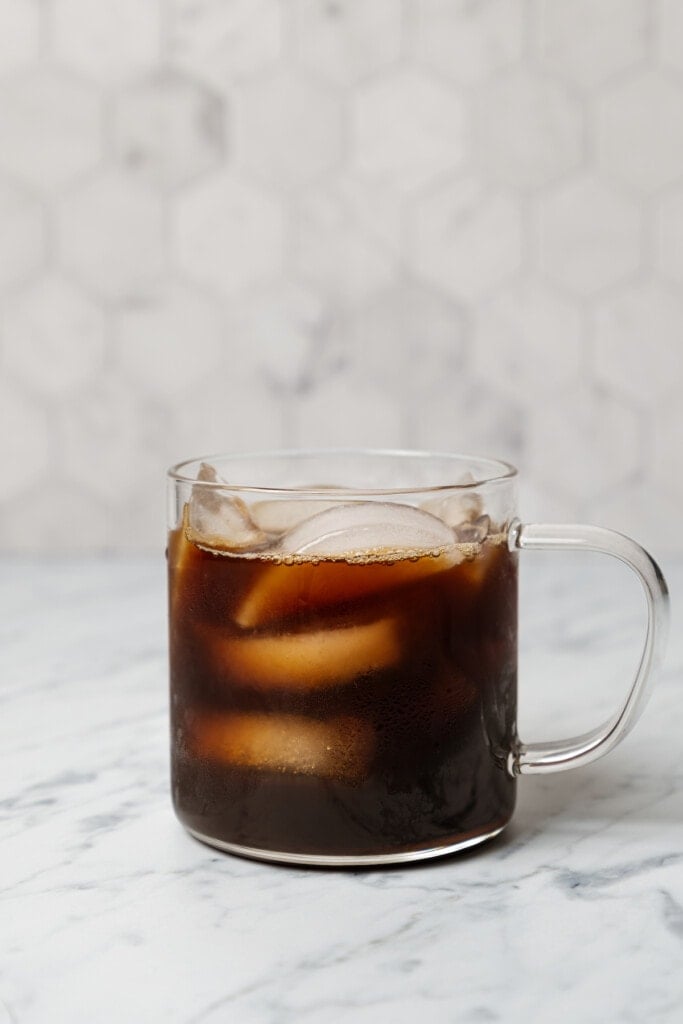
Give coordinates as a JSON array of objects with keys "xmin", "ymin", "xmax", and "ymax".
[{"xmin": 168, "ymin": 512, "xmax": 518, "ymax": 858}]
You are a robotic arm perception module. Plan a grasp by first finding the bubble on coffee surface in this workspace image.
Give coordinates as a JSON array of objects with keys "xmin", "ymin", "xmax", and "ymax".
[
  {"xmin": 276, "ymin": 501, "xmax": 458, "ymax": 563},
  {"xmin": 189, "ymin": 711, "xmax": 375, "ymax": 783},
  {"xmin": 186, "ymin": 463, "xmax": 271, "ymax": 552}
]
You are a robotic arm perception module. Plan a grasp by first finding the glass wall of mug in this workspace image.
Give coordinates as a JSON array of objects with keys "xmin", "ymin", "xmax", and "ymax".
[{"xmin": 167, "ymin": 450, "xmax": 519, "ymax": 865}]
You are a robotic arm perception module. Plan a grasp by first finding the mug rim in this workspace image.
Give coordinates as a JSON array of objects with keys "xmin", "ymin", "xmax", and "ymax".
[{"xmin": 167, "ymin": 448, "xmax": 518, "ymax": 496}]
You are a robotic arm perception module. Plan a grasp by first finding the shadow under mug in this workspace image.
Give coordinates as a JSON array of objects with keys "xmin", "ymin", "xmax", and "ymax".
[{"xmin": 167, "ymin": 450, "xmax": 669, "ymax": 867}]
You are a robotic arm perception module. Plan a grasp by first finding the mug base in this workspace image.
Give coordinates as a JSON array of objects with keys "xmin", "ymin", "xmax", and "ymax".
[{"xmin": 184, "ymin": 822, "xmax": 508, "ymax": 867}]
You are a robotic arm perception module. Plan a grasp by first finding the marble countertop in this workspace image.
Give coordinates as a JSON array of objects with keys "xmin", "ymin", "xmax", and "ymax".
[{"xmin": 1, "ymin": 553, "xmax": 681, "ymax": 1024}]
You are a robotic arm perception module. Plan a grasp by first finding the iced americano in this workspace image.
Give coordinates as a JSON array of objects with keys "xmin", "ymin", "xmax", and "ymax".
[{"xmin": 169, "ymin": 464, "xmax": 517, "ymax": 858}]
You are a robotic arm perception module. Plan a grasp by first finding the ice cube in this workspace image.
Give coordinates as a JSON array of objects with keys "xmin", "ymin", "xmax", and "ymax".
[
  {"xmin": 278, "ymin": 501, "xmax": 457, "ymax": 559},
  {"xmin": 451, "ymin": 538, "xmax": 507, "ymax": 597},
  {"xmin": 189, "ymin": 711, "xmax": 375, "ymax": 782},
  {"xmin": 168, "ymin": 505, "xmax": 204, "ymax": 613},
  {"xmin": 250, "ymin": 498, "xmax": 339, "ymax": 535},
  {"xmin": 454, "ymin": 514, "xmax": 490, "ymax": 544},
  {"xmin": 168, "ymin": 505, "xmax": 194, "ymax": 573},
  {"xmin": 234, "ymin": 501, "xmax": 462, "ymax": 628},
  {"xmin": 421, "ymin": 491, "xmax": 483, "ymax": 532},
  {"xmin": 186, "ymin": 463, "xmax": 269, "ymax": 552},
  {"xmin": 235, "ymin": 546, "xmax": 461, "ymax": 629},
  {"xmin": 203, "ymin": 616, "xmax": 402, "ymax": 690}
]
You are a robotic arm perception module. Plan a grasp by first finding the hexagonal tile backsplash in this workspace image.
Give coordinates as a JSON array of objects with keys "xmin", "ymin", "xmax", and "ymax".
[{"xmin": 1, "ymin": 0, "xmax": 681, "ymax": 555}]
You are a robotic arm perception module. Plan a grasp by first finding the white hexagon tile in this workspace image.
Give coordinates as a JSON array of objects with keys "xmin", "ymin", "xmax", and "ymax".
[
  {"xmin": 296, "ymin": 0, "xmax": 404, "ymax": 85},
  {"xmin": 112, "ymin": 71, "xmax": 227, "ymax": 190},
  {"xmin": 657, "ymin": 189, "xmax": 683, "ymax": 285},
  {"xmin": 475, "ymin": 69, "xmax": 584, "ymax": 190},
  {"xmin": 537, "ymin": 174, "xmax": 642, "ymax": 296},
  {"xmin": 0, "ymin": 70, "xmax": 103, "ymax": 192},
  {"xmin": 3, "ymin": 274, "xmax": 106, "ymax": 396},
  {"xmin": 0, "ymin": 0, "xmax": 681, "ymax": 557},
  {"xmin": 474, "ymin": 279, "xmax": 584, "ymax": 399},
  {"xmin": 535, "ymin": 0, "xmax": 649, "ymax": 90},
  {"xmin": 173, "ymin": 173, "xmax": 285, "ymax": 295},
  {"xmin": 594, "ymin": 283, "xmax": 683, "ymax": 406},
  {"xmin": 295, "ymin": 374, "xmax": 405, "ymax": 450},
  {"xmin": 53, "ymin": 0, "xmax": 162, "ymax": 85},
  {"xmin": 294, "ymin": 276, "xmax": 469, "ymax": 439},
  {"xmin": 658, "ymin": 0, "xmax": 683, "ymax": 77},
  {"xmin": 527, "ymin": 384, "xmax": 642, "ymax": 500},
  {"xmin": 417, "ymin": 0, "xmax": 525, "ymax": 87},
  {"xmin": 167, "ymin": 0, "xmax": 283, "ymax": 87},
  {"xmin": 293, "ymin": 176, "xmax": 401, "ymax": 303},
  {"xmin": 115, "ymin": 282, "xmax": 226, "ymax": 399},
  {"xmin": 597, "ymin": 72, "xmax": 683, "ymax": 193},
  {"xmin": 57, "ymin": 172, "xmax": 166, "ymax": 300},
  {"xmin": 352, "ymin": 69, "xmax": 467, "ymax": 194},
  {"xmin": 226, "ymin": 278, "xmax": 333, "ymax": 395},
  {"xmin": 0, "ymin": 178, "xmax": 45, "ymax": 289},
  {"xmin": 0, "ymin": 0, "xmax": 41, "ymax": 75},
  {"xmin": 58, "ymin": 373, "xmax": 171, "ymax": 511},
  {"xmin": 413, "ymin": 176, "xmax": 524, "ymax": 301},
  {"xmin": 237, "ymin": 69, "xmax": 344, "ymax": 190},
  {"xmin": 0, "ymin": 381, "xmax": 51, "ymax": 501},
  {"xmin": 340, "ymin": 280, "xmax": 468, "ymax": 398}
]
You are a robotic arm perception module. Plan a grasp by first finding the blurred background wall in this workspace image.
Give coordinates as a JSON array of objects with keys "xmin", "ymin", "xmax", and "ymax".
[{"xmin": 0, "ymin": 0, "xmax": 681, "ymax": 555}]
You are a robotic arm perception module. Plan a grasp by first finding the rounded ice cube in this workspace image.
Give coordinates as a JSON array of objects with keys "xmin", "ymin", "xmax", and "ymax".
[
  {"xmin": 201, "ymin": 615, "xmax": 402, "ymax": 690},
  {"xmin": 421, "ymin": 491, "xmax": 483, "ymax": 530},
  {"xmin": 250, "ymin": 498, "xmax": 339, "ymax": 535},
  {"xmin": 186, "ymin": 463, "xmax": 270, "ymax": 552},
  {"xmin": 234, "ymin": 501, "xmax": 462, "ymax": 629},
  {"xmin": 234, "ymin": 548, "xmax": 462, "ymax": 629},
  {"xmin": 188, "ymin": 711, "xmax": 375, "ymax": 783},
  {"xmin": 278, "ymin": 501, "xmax": 457, "ymax": 559}
]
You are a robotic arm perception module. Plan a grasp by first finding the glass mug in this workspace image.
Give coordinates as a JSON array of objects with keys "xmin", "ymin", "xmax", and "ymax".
[{"xmin": 167, "ymin": 450, "xmax": 669, "ymax": 867}]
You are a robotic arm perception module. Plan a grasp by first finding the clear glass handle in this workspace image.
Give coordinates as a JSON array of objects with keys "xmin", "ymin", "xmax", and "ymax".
[{"xmin": 508, "ymin": 522, "xmax": 670, "ymax": 776}]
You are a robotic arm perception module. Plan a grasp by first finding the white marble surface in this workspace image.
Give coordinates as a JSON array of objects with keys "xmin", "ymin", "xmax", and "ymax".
[{"xmin": 1, "ymin": 553, "xmax": 681, "ymax": 1023}]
